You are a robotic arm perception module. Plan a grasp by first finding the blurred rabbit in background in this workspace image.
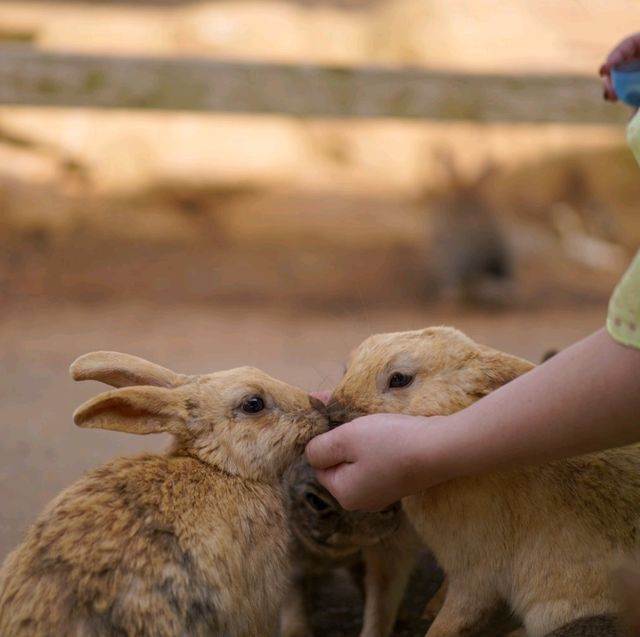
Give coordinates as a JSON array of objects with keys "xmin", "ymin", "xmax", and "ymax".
[{"xmin": 424, "ymin": 151, "xmax": 513, "ymax": 305}]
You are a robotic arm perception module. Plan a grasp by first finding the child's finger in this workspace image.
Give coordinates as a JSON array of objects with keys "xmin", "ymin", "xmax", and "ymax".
[
  {"xmin": 313, "ymin": 466, "xmax": 342, "ymax": 499},
  {"xmin": 603, "ymin": 76, "xmax": 617, "ymax": 101},
  {"xmin": 314, "ymin": 464, "xmax": 367, "ymax": 511},
  {"xmin": 607, "ymin": 33, "xmax": 640, "ymax": 68},
  {"xmin": 310, "ymin": 390, "xmax": 332, "ymax": 404},
  {"xmin": 305, "ymin": 429, "xmax": 352, "ymax": 469}
]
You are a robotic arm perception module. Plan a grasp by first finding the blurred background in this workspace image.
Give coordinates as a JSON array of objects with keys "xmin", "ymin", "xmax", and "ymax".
[{"xmin": 1, "ymin": 0, "xmax": 639, "ymax": 562}]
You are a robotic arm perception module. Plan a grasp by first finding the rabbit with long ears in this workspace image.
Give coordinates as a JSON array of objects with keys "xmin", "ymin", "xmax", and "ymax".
[
  {"xmin": 0, "ymin": 352, "xmax": 328, "ymax": 637},
  {"xmin": 425, "ymin": 152, "xmax": 512, "ymax": 304},
  {"xmin": 280, "ymin": 459, "xmax": 421, "ymax": 637},
  {"xmin": 328, "ymin": 327, "xmax": 638, "ymax": 637}
]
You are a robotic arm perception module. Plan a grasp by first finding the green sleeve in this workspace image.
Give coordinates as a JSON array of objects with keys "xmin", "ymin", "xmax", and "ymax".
[
  {"xmin": 607, "ymin": 251, "xmax": 640, "ymax": 349},
  {"xmin": 628, "ymin": 109, "xmax": 640, "ymax": 167}
]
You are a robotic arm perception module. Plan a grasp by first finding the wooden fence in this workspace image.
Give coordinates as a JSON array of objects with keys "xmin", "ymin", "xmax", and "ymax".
[{"xmin": 0, "ymin": 46, "xmax": 626, "ymax": 124}]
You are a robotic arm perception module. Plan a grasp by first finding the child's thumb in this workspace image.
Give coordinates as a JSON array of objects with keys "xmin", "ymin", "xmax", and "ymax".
[{"xmin": 305, "ymin": 428, "xmax": 351, "ymax": 469}]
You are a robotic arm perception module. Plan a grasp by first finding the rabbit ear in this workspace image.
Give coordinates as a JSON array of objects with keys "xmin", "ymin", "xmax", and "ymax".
[
  {"xmin": 471, "ymin": 160, "xmax": 496, "ymax": 191},
  {"xmin": 70, "ymin": 351, "xmax": 186, "ymax": 388},
  {"xmin": 73, "ymin": 385, "xmax": 190, "ymax": 435},
  {"xmin": 477, "ymin": 347, "xmax": 534, "ymax": 394},
  {"xmin": 432, "ymin": 147, "xmax": 462, "ymax": 189}
]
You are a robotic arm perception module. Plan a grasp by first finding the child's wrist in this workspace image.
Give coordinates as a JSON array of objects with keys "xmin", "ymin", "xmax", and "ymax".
[{"xmin": 403, "ymin": 414, "xmax": 462, "ymax": 493}]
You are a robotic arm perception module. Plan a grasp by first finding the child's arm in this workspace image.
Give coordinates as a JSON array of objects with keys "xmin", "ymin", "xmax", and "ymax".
[{"xmin": 306, "ymin": 328, "xmax": 640, "ymax": 511}]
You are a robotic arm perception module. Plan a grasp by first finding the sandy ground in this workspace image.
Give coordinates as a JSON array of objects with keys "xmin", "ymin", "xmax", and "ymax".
[{"xmin": 0, "ymin": 298, "xmax": 608, "ymax": 634}]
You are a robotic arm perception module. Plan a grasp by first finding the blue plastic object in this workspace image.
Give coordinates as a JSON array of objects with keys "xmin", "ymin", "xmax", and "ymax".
[{"xmin": 611, "ymin": 60, "xmax": 640, "ymax": 107}]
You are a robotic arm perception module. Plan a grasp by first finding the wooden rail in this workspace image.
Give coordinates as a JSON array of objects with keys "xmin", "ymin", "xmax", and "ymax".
[{"xmin": 0, "ymin": 47, "xmax": 626, "ymax": 124}]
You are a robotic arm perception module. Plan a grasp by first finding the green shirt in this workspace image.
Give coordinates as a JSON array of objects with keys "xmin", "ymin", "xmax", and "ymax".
[
  {"xmin": 627, "ymin": 108, "xmax": 640, "ymax": 166},
  {"xmin": 608, "ymin": 251, "xmax": 640, "ymax": 349},
  {"xmin": 608, "ymin": 110, "xmax": 640, "ymax": 349}
]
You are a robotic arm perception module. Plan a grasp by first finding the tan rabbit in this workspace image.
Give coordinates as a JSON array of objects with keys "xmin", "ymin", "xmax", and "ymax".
[
  {"xmin": 280, "ymin": 459, "xmax": 421, "ymax": 637},
  {"xmin": 328, "ymin": 327, "xmax": 640, "ymax": 637},
  {"xmin": 0, "ymin": 351, "xmax": 328, "ymax": 637}
]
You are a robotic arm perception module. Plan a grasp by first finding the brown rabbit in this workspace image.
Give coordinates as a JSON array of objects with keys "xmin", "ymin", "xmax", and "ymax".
[
  {"xmin": 425, "ymin": 154, "xmax": 512, "ymax": 304},
  {"xmin": 280, "ymin": 459, "xmax": 421, "ymax": 637},
  {"xmin": 328, "ymin": 327, "xmax": 639, "ymax": 637},
  {"xmin": 0, "ymin": 351, "xmax": 328, "ymax": 637}
]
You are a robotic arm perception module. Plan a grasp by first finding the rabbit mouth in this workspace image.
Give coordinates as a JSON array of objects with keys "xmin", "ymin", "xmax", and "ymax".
[
  {"xmin": 293, "ymin": 414, "xmax": 330, "ymax": 450},
  {"xmin": 326, "ymin": 401, "xmax": 365, "ymax": 428}
]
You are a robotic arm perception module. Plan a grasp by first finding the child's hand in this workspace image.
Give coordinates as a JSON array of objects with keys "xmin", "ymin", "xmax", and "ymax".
[
  {"xmin": 600, "ymin": 32, "xmax": 640, "ymax": 100},
  {"xmin": 305, "ymin": 413, "xmax": 438, "ymax": 511}
]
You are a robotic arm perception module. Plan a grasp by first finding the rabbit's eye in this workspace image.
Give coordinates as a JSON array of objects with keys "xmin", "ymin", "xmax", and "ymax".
[
  {"xmin": 241, "ymin": 396, "xmax": 265, "ymax": 414},
  {"xmin": 388, "ymin": 372, "xmax": 414, "ymax": 389},
  {"xmin": 305, "ymin": 492, "xmax": 331, "ymax": 512}
]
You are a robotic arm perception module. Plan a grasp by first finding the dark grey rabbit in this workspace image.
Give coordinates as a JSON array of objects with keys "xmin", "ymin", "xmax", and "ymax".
[
  {"xmin": 280, "ymin": 459, "xmax": 421, "ymax": 637},
  {"xmin": 426, "ymin": 153, "xmax": 513, "ymax": 304}
]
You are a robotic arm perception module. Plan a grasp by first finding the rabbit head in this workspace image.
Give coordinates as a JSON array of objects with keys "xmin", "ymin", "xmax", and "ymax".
[
  {"xmin": 285, "ymin": 460, "xmax": 401, "ymax": 559},
  {"xmin": 328, "ymin": 327, "xmax": 533, "ymax": 424},
  {"xmin": 71, "ymin": 351, "xmax": 328, "ymax": 482}
]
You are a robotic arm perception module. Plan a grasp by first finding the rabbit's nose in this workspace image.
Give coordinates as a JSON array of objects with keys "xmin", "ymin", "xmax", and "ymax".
[
  {"xmin": 326, "ymin": 401, "xmax": 351, "ymax": 429},
  {"xmin": 308, "ymin": 395, "xmax": 328, "ymax": 414}
]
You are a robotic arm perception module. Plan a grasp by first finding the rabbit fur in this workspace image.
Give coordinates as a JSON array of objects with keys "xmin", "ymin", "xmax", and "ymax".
[
  {"xmin": 616, "ymin": 559, "xmax": 640, "ymax": 637},
  {"xmin": 0, "ymin": 351, "xmax": 328, "ymax": 637},
  {"xmin": 328, "ymin": 327, "xmax": 639, "ymax": 637}
]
